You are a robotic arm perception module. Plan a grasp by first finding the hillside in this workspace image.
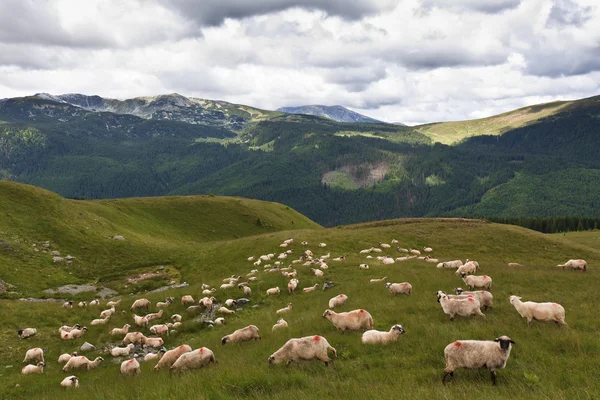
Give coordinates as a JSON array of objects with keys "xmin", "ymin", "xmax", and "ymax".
[
  {"xmin": 0, "ymin": 184, "xmax": 599, "ymax": 399},
  {"xmin": 276, "ymin": 105, "xmax": 383, "ymax": 123}
]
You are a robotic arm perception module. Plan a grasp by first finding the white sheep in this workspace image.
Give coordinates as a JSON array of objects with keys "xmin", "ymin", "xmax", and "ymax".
[
  {"xmin": 268, "ymin": 335, "xmax": 336, "ymax": 367},
  {"xmin": 220, "ymin": 282, "xmax": 236, "ymax": 290},
  {"xmin": 150, "ymin": 324, "xmax": 169, "ymax": 337},
  {"xmin": 60, "ymin": 375, "xmax": 79, "ymax": 388},
  {"xmin": 509, "ymin": 296, "xmax": 567, "ymax": 327},
  {"xmin": 23, "ymin": 347, "xmax": 44, "ymax": 363},
  {"xmin": 133, "ymin": 314, "xmax": 149, "ymax": 328},
  {"xmin": 110, "ymin": 344, "xmax": 135, "ymax": 357},
  {"xmin": 322, "ymin": 309, "xmax": 374, "ymax": 333},
  {"xmin": 154, "ymin": 345, "xmax": 192, "ymax": 370},
  {"xmin": 369, "ymin": 277, "xmax": 387, "ymax": 283},
  {"xmin": 303, "ymin": 284, "xmax": 319, "ymax": 293},
  {"xmin": 287, "ymin": 278, "xmax": 299, "ymax": 294},
  {"xmin": 409, "ymin": 249, "xmax": 421, "ymax": 255},
  {"xmin": 557, "ymin": 259, "xmax": 587, "ymax": 271},
  {"xmin": 58, "ymin": 324, "xmax": 80, "ymax": 334},
  {"xmin": 423, "ymin": 247, "xmax": 433, "ymax": 252},
  {"xmin": 63, "ymin": 356, "xmax": 104, "ymax": 371},
  {"xmin": 361, "ymin": 324, "xmax": 405, "ymax": 344},
  {"xmin": 106, "ymin": 299, "xmax": 120, "ymax": 307},
  {"xmin": 122, "ymin": 331, "xmax": 147, "ymax": 345},
  {"xmin": 437, "ymin": 260, "xmax": 463, "ymax": 269},
  {"xmin": 272, "ymin": 319, "xmax": 288, "ymax": 331},
  {"xmin": 202, "ymin": 288, "xmax": 216, "ymax": 295},
  {"xmin": 455, "ymin": 288, "xmax": 493, "ymax": 310},
  {"xmin": 22, "ymin": 362, "xmax": 46, "ymax": 375},
  {"xmin": 120, "ymin": 358, "xmax": 141, "ymax": 375},
  {"xmin": 243, "ymin": 285, "xmax": 252, "ymax": 296},
  {"xmin": 170, "ymin": 347, "xmax": 216, "ymax": 371},
  {"xmin": 157, "ymin": 298, "xmax": 174, "ymax": 308},
  {"xmin": 100, "ymin": 305, "xmax": 115, "ymax": 318},
  {"xmin": 62, "ymin": 327, "xmax": 88, "ymax": 340},
  {"xmin": 328, "ymin": 294, "xmax": 348, "ymax": 308},
  {"xmin": 318, "ymin": 243, "xmax": 327, "ymax": 247},
  {"xmin": 218, "ymin": 306, "xmax": 235, "ymax": 315},
  {"xmin": 199, "ymin": 297, "xmax": 215, "ymax": 309},
  {"xmin": 507, "ymin": 262, "xmax": 522, "ymax": 267},
  {"xmin": 359, "ymin": 264, "xmax": 369, "ymax": 270},
  {"xmin": 382, "ymin": 256, "xmax": 395, "ymax": 264},
  {"xmin": 455, "ymin": 262, "xmax": 479, "ymax": 276},
  {"xmin": 277, "ymin": 303, "xmax": 293, "ymax": 314},
  {"xmin": 397, "ymin": 247, "xmax": 409, "ymax": 253},
  {"xmin": 77, "ymin": 301, "xmax": 87, "ymax": 308},
  {"xmin": 386, "ymin": 282, "xmax": 412, "ymax": 295},
  {"xmin": 91, "ymin": 316, "xmax": 110, "ymax": 326},
  {"xmin": 225, "ymin": 299, "xmax": 237, "ymax": 307},
  {"xmin": 143, "ymin": 349, "xmax": 166, "ymax": 362},
  {"xmin": 214, "ymin": 317, "xmax": 225, "ymax": 325},
  {"xmin": 311, "ymin": 268, "xmax": 324, "ymax": 277},
  {"xmin": 248, "ymin": 256, "xmax": 255, "ymax": 261},
  {"xmin": 460, "ymin": 274, "xmax": 493, "ymax": 290},
  {"xmin": 58, "ymin": 352, "xmax": 78, "ymax": 364},
  {"xmin": 267, "ymin": 287, "xmax": 281, "ymax": 295},
  {"xmin": 130, "ymin": 298, "xmax": 151, "ymax": 311},
  {"xmin": 221, "ymin": 325, "xmax": 261, "ymax": 345},
  {"xmin": 62, "ymin": 301, "xmax": 73, "ymax": 309},
  {"xmin": 109, "ymin": 324, "xmax": 131, "ymax": 336},
  {"xmin": 145, "ymin": 337, "xmax": 165, "ymax": 348},
  {"xmin": 379, "ymin": 242, "xmax": 391, "ymax": 248},
  {"xmin": 171, "ymin": 314, "xmax": 182, "ymax": 322},
  {"xmin": 436, "ymin": 291, "xmax": 485, "ymax": 321},
  {"xmin": 443, "ymin": 336, "xmax": 515, "ymax": 385}
]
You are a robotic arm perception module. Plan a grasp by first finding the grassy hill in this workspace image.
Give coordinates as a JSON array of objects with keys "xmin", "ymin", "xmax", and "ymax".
[{"xmin": 1, "ymin": 183, "xmax": 599, "ymax": 399}]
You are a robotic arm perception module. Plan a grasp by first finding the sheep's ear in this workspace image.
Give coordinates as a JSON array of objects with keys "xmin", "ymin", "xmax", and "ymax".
[
  {"xmin": 494, "ymin": 338, "xmax": 500, "ymax": 342},
  {"xmin": 509, "ymin": 340, "xmax": 515, "ymax": 344}
]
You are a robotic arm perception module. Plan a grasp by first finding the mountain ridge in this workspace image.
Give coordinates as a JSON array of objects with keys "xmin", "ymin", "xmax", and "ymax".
[{"xmin": 276, "ymin": 104, "xmax": 385, "ymax": 123}]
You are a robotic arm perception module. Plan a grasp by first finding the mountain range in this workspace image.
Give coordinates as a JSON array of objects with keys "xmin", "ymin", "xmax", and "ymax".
[
  {"xmin": 276, "ymin": 104, "xmax": 384, "ymax": 123},
  {"xmin": 1, "ymin": 92, "xmax": 599, "ymax": 226}
]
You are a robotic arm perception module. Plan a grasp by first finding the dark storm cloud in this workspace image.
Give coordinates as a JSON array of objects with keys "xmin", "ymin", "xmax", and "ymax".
[
  {"xmin": 386, "ymin": 46, "xmax": 508, "ymax": 70},
  {"xmin": 526, "ymin": 45, "xmax": 600, "ymax": 77},
  {"xmin": 547, "ymin": 0, "xmax": 593, "ymax": 28},
  {"xmin": 420, "ymin": 0, "xmax": 521, "ymax": 14}
]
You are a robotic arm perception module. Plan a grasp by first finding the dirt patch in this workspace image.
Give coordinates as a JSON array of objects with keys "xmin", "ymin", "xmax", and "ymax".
[
  {"xmin": 322, "ymin": 162, "xmax": 389, "ymax": 189},
  {"xmin": 127, "ymin": 271, "xmax": 163, "ymax": 284},
  {"xmin": 44, "ymin": 284, "xmax": 117, "ymax": 298}
]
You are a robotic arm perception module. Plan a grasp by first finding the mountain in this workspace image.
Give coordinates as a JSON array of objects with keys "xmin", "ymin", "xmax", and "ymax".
[{"xmin": 276, "ymin": 104, "xmax": 384, "ymax": 123}]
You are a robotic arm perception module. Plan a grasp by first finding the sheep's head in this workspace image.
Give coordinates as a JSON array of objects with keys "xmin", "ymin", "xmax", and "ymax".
[
  {"xmin": 71, "ymin": 352, "xmax": 78, "ymax": 356},
  {"xmin": 82, "ymin": 327, "xmax": 88, "ymax": 331},
  {"xmin": 494, "ymin": 336, "xmax": 515, "ymax": 350},
  {"xmin": 322, "ymin": 309, "xmax": 333, "ymax": 319},
  {"xmin": 385, "ymin": 282, "xmax": 392, "ymax": 289},
  {"xmin": 70, "ymin": 376, "xmax": 78, "ymax": 383},
  {"xmin": 460, "ymin": 272, "xmax": 467, "ymax": 278},
  {"xmin": 509, "ymin": 295, "xmax": 522, "ymax": 304},
  {"xmin": 436, "ymin": 291, "xmax": 446, "ymax": 302},
  {"xmin": 455, "ymin": 288, "xmax": 464, "ymax": 295},
  {"xmin": 17, "ymin": 329, "xmax": 23, "ymax": 336},
  {"xmin": 221, "ymin": 336, "xmax": 229, "ymax": 345},
  {"xmin": 392, "ymin": 325, "xmax": 405, "ymax": 335},
  {"xmin": 95, "ymin": 357, "xmax": 104, "ymax": 362}
]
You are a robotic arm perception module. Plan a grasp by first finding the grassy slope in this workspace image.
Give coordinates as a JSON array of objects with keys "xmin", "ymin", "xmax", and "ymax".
[
  {"xmin": 0, "ymin": 186, "xmax": 598, "ymax": 399},
  {"xmin": 554, "ymin": 230, "xmax": 600, "ymax": 251}
]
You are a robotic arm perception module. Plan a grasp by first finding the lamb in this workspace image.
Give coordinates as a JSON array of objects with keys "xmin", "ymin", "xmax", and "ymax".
[
  {"xmin": 436, "ymin": 291, "xmax": 485, "ymax": 321},
  {"xmin": 397, "ymin": 247, "xmax": 409, "ymax": 253},
  {"xmin": 145, "ymin": 309, "xmax": 164, "ymax": 322},
  {"xmin": 455, "ymin": 262, "xmax": 479, "ymax": 276},
  {"xmin": 110, "ymin": 344, "xmax": 135, "ymax": 357},
  {"xmin": 311, "ymin": 268, "xmax": 324, "ymax": 277},
  {"xmin": 60, "ymin": 375, "xmax": 79, "ymax": 388},
  {"xmin": 369, "ymin": 277, "xmax": 388, "ymax": 283},
  {"xmin": 171, "ymin": 314, "xmax": 182, "ymax": 322},
  {"xmin": 272, "ymin": 319, "xmax": 288, "ymax": 331},
  {"xmin": 247, "ymin": 256, "xmax": 255, "ymax": 261},
  {"xmin": 460, "ymin": 274, "xmax": 493, "ymax": 290},
  {"xmin": 122, "ymin": 331, "xmax": 147, "ymax": 345},
  {"xmin": 202, "ymin": 288, "xmax": 216, "ymax": 295},
  {"xmin": 386, "ymin": 282, "xmax": 412, "ymax": 295},
  {"xmin": 150, "ymin": 324, "xmax": 169, "ymax": 337},
  {"xmin": 443, "ymin": 336, "xmax": 515, "ymax": 385},
  {"xmin": 109, "ymin": 324, "xmax": 131, "ymax": 336},
  {"xmin": 23, "ymin": 348, "xmax": 44, "ymax": 363},
  {"xmin": 62, "ymin": 301, "xmax": 73, "ymax": 309},
  {"xmin": 63, "ymin": 356, "xmax": 104, "ymax": 371},
  {"xmin": 120, "ymin": 358, "xmax": 141, "ymax": 375},
  {"xmin": 509, "ymin": 295, "xmax": 567, "ymax": 327},
  {"xmin": 170, "ymin": 347, "xmax": 216, "ymax": 371},
  {"xmin": 58, "ymin": 352, "xmax": 78, "ymax": 364},
  {"xmin": 91, "ymin": 316, "xmax": 110, "ymax": 326},
  {"xmin": 437, "ymin": 260, "xmax": 463, "ymax": 269},
  {"xmin": 455, "ymin": 288, "xmax": 493, "ymax": 310},
  {"xmin": 322, "ymin": 309, "xmax": 374, "ymax": 333},
  {"xmin": 157, "ymin": 297, "xmax": 174, "ymax": 308},
  {"xmin": 214, "ymin": 317, "xmax": 225, "ymax": 325},
  {"xmin": 106, "ymin": 299, "xmax": 121, "ymax": 307},
  {"xmin": 318, "ymin": 243, "xmax": 327, "ymax": 247},
  {"xmin": 154, "ymin": 345, "xmax": 192, "ymax": 370},
  {"xmin": 143, "ymin": 349, "xmax": 166, "ymax": 362},
  {"xmin": 89, "ymin": 299, "xmax": 99, "ymax": 306},
  {"xmin": 130, "ymin": 298, "xmax": 151, "ymax": 311},
  {"xmin": 425, "ymin": 257, "xmax": 439, "ymax": 263},
  {"xmin": 134, "ymin": 314, "xmax": 149, "ymax": 328},
  {"xmin": 277, "ymin": 303, "xmax": 293, "ymax": 314},
  {"xmin": 145, "ymin": 337, "xmax": 165, "ymax": 348},
  {"xmin": 218, "ymin": 306, "xmax": 235, "ymax": 315},
  {"xmin": 22, "ymin": 362, "xmax": 46, "ymax": 374},
  {"xmin": 332, "ymin": 256, "xmax": 346, "ymax": 262},
  {"xmin": 63, "ymin": 327, "xmax": 88, "ymax": 340},
  {"xmin": 328, "ymin": 294, "xmax": 348, "ymax": 308},
  {"xmin": 287, "ymin": 278, "xmax": 299, "ymax": 294},
  {"xmin": 221, "ymin": 325, "xmax": 261, "ymax": 345},
  {"xmin": 99, "ymin": 305, "xmax": 115, "ymax": 318},
  {"xmin": 268, "ymin": 335, "xmax": 337, "ymax": 367},
  {"xmin": 303, "ymin": 284, "xmax": 319, "ymax": 293},
  {"xmin": 557, "ymin": 259, "xmax": 587, "ymax": 271},
  {"xmin": 359, "ymin": 264, "xmax": 369, "ymax": 270},
  {"xmin": 267, "ymin": 287, "xmax": 281, "ymax": 295},
  {"xmin": 361, "ymin": 324, "xmax": 405, "ymax": 345}
]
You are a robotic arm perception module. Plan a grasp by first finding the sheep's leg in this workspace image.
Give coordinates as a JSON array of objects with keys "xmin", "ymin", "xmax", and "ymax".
[
  {"xmin": 527, "ymin": 318, "xmax": 532, "ymax": 328},
  {"xmin": 442, "ymin": 371, "xmax": 454, "ymax": 384},
  {"xmin": 490, "ymin": 370, "xmax": 497, "ymax": 385}
]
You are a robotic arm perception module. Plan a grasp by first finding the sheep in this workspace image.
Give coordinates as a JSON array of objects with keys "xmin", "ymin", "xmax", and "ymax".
[
  {"xmin": 62, "ymin": 327, "xmax": 88, "ymax": 340},
  {"xmin": 287, "ymin": 278, "xmax": 299, "ymax": 294},
  {"xmin": 268, "ymin": 335, "xmax": 337, "ymax": 367},
  {"xmin": 154, "ymin": 345, "xmax": 192, "ymax": 370},
  {"xmin": 110, "ymin": 344, "xmax": 135, "ymax": 357},
  {"xmin": 460, "ymin": 274, "xmax": 493, "ymax": 290},
  {"xmin": 145, "ymin": 337, "xmax": 165, "ymax": 348},
  {"xmin": 143, "ymin": 349, "xmax": 166, "ymax": 362},
  {"xmin": 58, "ymin": 352, "xmax": 78, "ymax": 364},
  {"xmin": 171, "ymin": 322, "xmax": 183, "ymax": 329},
  {"xmin": 328, "ymin": 294, "xmax": 348, "ymax": 308},
  {"xmin": 150, "ymin": 324, "xmax": 169, "ymax": 337},
  {"xmin": 437, "ymin": 260, "xmax": 463, "ymax": 269},
  {"xmin": 106, "ymin": 299, "xmax": 121, "ymax": 307},
  {"xmin": 186, "ymin": 305, "xmax": 202, "ymax": 313},
  {"xmin": 62, "ymin": 301, "xmax": 73, "ymax": 309},
  {"xmin": 321, "ymin": 252, "xmax": 330, "ymax": 259},
  {"xmin": 60, "ymin": 375, "xmax": 80, "ymax": 388},
  {"xmin": 109, "ymin": 324, "xmax": 131, "ymax": 336},
  {"xmin": 386, "ymin": 282, "xmax": 412, "ymax": 296},
  {"xmin": 443, "ymin": 336, "xmax": 515, "ymax": 385},
  {"xmin": 223, "ymin": 275, "xmax": 241, "ymax": 283},
  {"xmin": 220, "ymin": 282, "xmax": 236, "ymax": 290},
  {"xmin": 221, "ymin": 325, "xmax": 261, "ymax": 345},
  {"xmin": 455, "ymin": 288, "xmax": 493, "ymax": 310},
  {"xmin": 379, "ymin": 242, "xmax": 391, "ymax": 249},
  {"xmin": 202, "ymin": 288, "xmax": 216, "ymax": 295},
  {"xmin": 423, "ymin": 247, "xmax": 433, "ymax": 252},
  {"xmin": 280, "ymin": 243, "xmax": 288, "ymax": 248},
  {"xmin": 409, "ymin": 249, "xmax": 421, "ymax": 255},
  {"xmin": 130, "ymin": 298, "xmax": 151, "ymax": 311},
  {"xmin": 311, "ymin": 268, "xmax": 324, "ymax": 277},
  {"xmin": 455, "ymin": 262, "xmax": 479, "ymax": 276},
  {"xmin": 425, "ymin": 257, "xmax": 439, "ymax": 263},
  {"xmin": 91, "ymin": 316, "xmax": 110, "ymax": 326},
  {"xmin": 303, "ymin": 284, "xmax": 320, "ymax": 293},
  {"xmin": 199, "ymin": 297, "xmax": 215, "ymax": 309},
  {"xmin": 322, "ymin": 309, "xmax": 374, "ymax": 333},
  {"xmin": 369, "ymin": 277, "xmax": 387, "ymax": 283},
  {"xmin": 217, "ymin": 306, "xmax": 235, "ymax": 315},
  {"xmin": 253, "ymin": 259, "xmax": 262, "ymax": 266},
  {"xmin": 557, "ymin": 259, "xmax": 587, "ymax": 271},
  {"xmin": 214, "ymin": 317, "xmax": 225, "ymax": 325},
  {"xmin": 509, "ymin": 296, "xmax": 567, "ymax": 327},
  {"xmin": 318, "ymin": 243, "xmax": 327, "ymax": 247},
  {"xmin": 23, "ymin": 348, "xmax": 44, "ymax": 363},
  {"xmin": 397, "ymin": 247, "xmax": 409, "ymax": 253},
  {"xmin": 100, "ymin": 305, "xmax": 116, "ymax": 318},
  {"xmin": 272, "ymin": 319, "xmax": 288, "ymax": 331},
  {"xmin": 382, "ymin": 256, "xmax": 395, "ymax": 264},
  {"xmin": 122, "ymin": 331, "xmax": 147, "ymax": 345},
  {"xmin": 63, "ymin": 356, "xmax": 104, "ymax": 371},
  {"xmin": 247, "ymin": 256, "xmax": 255, "ymax": 261},
  {"xmin": 507, "ymin": 262, "xmax": 522, "ymax": 267},
  {"xmin": 133, "ymin": 314, "xmax": 149, "ymax": 328},
  {"xmin": 225, "ymin": 299, "xmax": 238, "ymax": 307},
  {"xmin": 170, "ymin": 347, "xmax": 216, "ymax": 371},
  {"xmin": 359, "ymin": 264, "xmax": 369, "ymax": 270},
  {"xmin": 332, "ymin": 256, "xmax": 346, "ymax": 262},
  {"xmin": 248, "ymin": 276, "xmax": 258, "ymax": 282},
  {"xmin": 277, "ymin": 303, "xmax": 293, "ymax": 314},
  {"xmin": 120, "ymin": 358, "xmax": 141, "ymax": 375},
  {"xmin": 22, "ymin": 362, "xmax": 46, "ymax": 374},
  {"xmin": 58, "ymin": 324, "xmax": 80, "ymax": 334},
  {"xmin": 77, "ymin": 301, "xmax": 87, "ymax": 308},
  {"xmin": 243, "ymin": 286, "xmax": 252, "ymax": 296},
  {"xmin": 145, "ymin": 309, "xmax": 164, "ymax": 322},
  {"xmin": 361, "ymin": 324, "xmax": 405, "ymax": 345},
  {"xmin": 171, "ymin": 314, "xmax": 182, "ymax": 323},
  {"xmin": 302, "ymin": 241, "xmax": 308, "ymax": 245},
  {"xmin": 157, "ymin": 297, "xmax": 174, "ymax": 308},
  {"xmin": 436, "ymin": 291, "xmax": 485, "ymax": 321},
  {"xmin": 267, "ymin": 287, "xmax": 281, "ymax": 295},
  {"xmin": 359, "ymin": 248, "xmax": 371, "ymax": 254}
]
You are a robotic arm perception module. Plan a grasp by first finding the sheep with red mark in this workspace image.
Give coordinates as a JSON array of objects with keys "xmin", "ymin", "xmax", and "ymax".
[
  {"xmin": 120, "ymin": 358, "xmax": 141, "ymax": 375},
  {"xmin": 509, "ymin": 296, "xmax": 567, "ymax": 327},
  {"xmin": 170, "ymin": 347, "xmax": 216, "ymax": 371},
  {"xmin": 181, "ymin": 295, "xmax": 195, "ymax": 305},
  {"xmin": 109, "ymin": 324, "xmax": 131, "ymax": 336},
  {"xmin": 322, "ymin": 309, "xmax": 374, "ymax": 333},
  {"xmin": 122, "ymin": 331, "xmax": 147, "ymax": 345},
  {"xmin": 110, "ymin": 344, "xmax": 134, "ymax": 357},
  {"xmin": 154, "ymin": 345, "xmax": 192, "ymax": 370},
  {"xmin": 436, "ymin": 291, "xmax": 485, "ymax": 321},
  {"xmin": 23, "ymin": 348, "xmax": 44, "ymax": 363},
  {"xmin": 221, "ymin": 325, "xmax": 260, "ymax": 345},
  {"xmin": 557, "ymin": 259, "xmax": 587, "ymax": 271},
  {"xmin": 268, "ymin": 335, "xmax": 337, "ymax": 367},
  {"xmin": 455, "ymin": 288, "xmax": 493, "ymax": 310},
  {"xmin": 145, "ymin": 337, "xmax": 165, "ymax": 348},
  {"xmin": 328, "ymin": 294, "xmax": 348, "ymax": 308},
  {"xmin": 460, "ymin": 274, "xmax": 492, "ymax": 290},
  {"xmin": 22, "ymin": 362, "xmax": 46, "ymax": 375},
  {"xmin": 287, "ymin": 278, "xmax": 299, "ymax": 294},
  {"xmin": 386, "ymin": 282, "xmax": 412, "ymax": 296}
]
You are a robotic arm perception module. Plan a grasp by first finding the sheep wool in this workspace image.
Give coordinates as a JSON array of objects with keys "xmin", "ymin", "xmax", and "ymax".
[
  {"xmin": 361, "ymin": 325, "xmax": 405, "ymax": 345},
  {"xmin": 269, "ymin": 335, "xmax": 337, "ymax": 367},
  {"xmin": 170, "ymin": 347, "xmax": 216, "ymax": 371}
]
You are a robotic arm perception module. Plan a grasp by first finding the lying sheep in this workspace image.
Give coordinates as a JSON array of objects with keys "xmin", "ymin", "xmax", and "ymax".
[
  {"xmin": 18, "ymin": 328, "xmax": 37, "ymax": 339},
  {"xmin": 303, "ymin": 284, "xmax": 319, "ymax": 293},
  {"xmin": 437, "ymin": 260, "xmax": 463, "ymax": 269},
  {"xmin": 266, "ymin": 287, "xmax": 281, "ymax": 295},
  {"xmin": 62, "ymin": 301, "xmax": 73, "ymax": 309},
  {"xmin": 359, "ymin": 264, "xmax": 370, "ymax": 270},
  {"xmin": 109, "ymin": 324, "xmax": 131, "ymax": 336},
  {"xmin": 143, "ymin": 349, "xmax": 166, "ymax": 362},
  {"xmin": 202, "ymin": 288, "xmax": 216, "ymax": 295},
  {"xmin": 557, "ymin": 259, "xmax": 587, "ymax": 271},
  {"xmin": 322, "ymin": 309, "xmax": 374, "ymax": 333},
  {"xmin": 382, "ymin": 256, "xmax": 395, "ymax": 265},
  {"xmin": 170, "ymin": 347, "xmax": 216, "ymax": 371},
  {"xmin": 78, "ymin": 301, "xmax": 87, "ymax": 308},
  {"xmin": 225, "ymin": 299, "xmax": 237, "ymax": 307},
  {"xmin": 120, "ymin": 358, "xmax": 141, "ymax": 375},
  {"xmin": 110, "ymin": 344, "xmax": 134, "ymax": 357},
  {"xmin": 460, "ymin": 273, "xmax": 492, "ymax": 290},
  {"xmin": 154, "ymin": 345, "xmax": 192, "ymax": 370},
  {"xmin": 507, "ymin": 263, "xmax": 522, "ymax": 267},
  {"xmin": 361, "ymin": 324, "xmax": 405, "ymax": 345},
  {"xmin": 106, "ymin": 299, "xmax": 120, "ymax": 307},
  {"xmin": 23, "ymin": 347, "xmax": 44, "ymax": 363},
  {"xmin": 130, "ymin": 298, "xmax": 151, "ymax": 311},
  {"xmin": 276, "ymin": 303, "xmax": 293, "ymax": 314},
  {"xmin": 150, "ymin": 324, "xmax": 169, "ymax": 337},
  {"xmin": 62, "ymin": 327, "xmax": 88, "ymax": 340},
  {"xmin": 171, "ymin": 314, "xmax": 182, "ymax": 323},
  {"xmin": 22, "ymin": 362, "xmax": 46, "ymax": 375},
  {"xmin": 145, "ymin": 337, "xmax": 165, "ymax": 348},
  {"xmin": 386, "ymin": 282, "xmax": 412, "ymax": 296},
  {"xmin": 443, "ymin": 336, "xmax": 515, "ymax": 385},
  {"xmin": 328, "ymin": 294, "xmax": 348, "ymax": 308},
  {"xmin": 58, "ymin": 324, "xmax": 80, "ymax": 335},
  {"xmin": 60, "ymin": 375, "xmax": 79, "ymax": 387},
  {"xmin": 145, "ymin": 310, "xmax": 164, "ymax": 322},
  {"xmin": 100, "ymin": 306, "xmax": 115, "ymax": 319},
  {"xmin": 311, "ymin": 268, "xmax": 324, "ymax": 277},
  {"xmin": 455, "ymin": 288, "xmax": 493, "ymax": 310},
  {"xmin": 369, "ymin": 276, "xmax": 387, "ymax": 283},
  {"xmin": 214, "ymin": 317, "xmax": 225, "ymax": 325},
  {"xmin": 509, "ymin": 296, "xmax": 567, "ymax": 327},
  {"xmin": 58, "ymin": 352, "xmax": 78, "ymax": 364},
  {"xmin": 272, "ymin": 319, "xmax": 288, "ymax": 331},
  {"xmin": 222, "ymin": 325, "xmax": 261, "ymax": 345},
  {"xmin": 218, "ymin": 306, "xmax": 235, "ymax": 315},
  {"xmin": 91, "ymin": 316, "xmax": 110, "ymax": 326},
  {"xmin": 436, "ymin": 291, "xmax": 485, "ymax": 321},
  {"xmin": 268, "ymin": 335, "xmax": 336, "ymax": 367},
  {"xmin": 122, "ymin": 332, "xmax": 147, "ymax": 345},
  {"xmin": 63, "ymin": 356, "xmax": 104, "ymax": 371}
]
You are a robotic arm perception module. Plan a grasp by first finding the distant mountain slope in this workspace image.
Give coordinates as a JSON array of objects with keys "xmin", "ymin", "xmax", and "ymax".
[{"xmin": 277, "ymin": 105, "xmax": 384, "ymax": 123}]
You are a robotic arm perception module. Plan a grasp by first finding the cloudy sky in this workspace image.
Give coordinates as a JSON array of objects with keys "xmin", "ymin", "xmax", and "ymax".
[{"xmin": 1, "ymin": 0, "xmax": 599, "ymax": 125}]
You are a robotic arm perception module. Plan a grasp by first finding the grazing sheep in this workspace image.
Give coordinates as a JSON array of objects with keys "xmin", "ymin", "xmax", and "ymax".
[
  {"xmin": 443, "ymin": 336, "xmax": 515, "ymax": 385},
  {"xmin": 199, "ymin": 297, "xmax": 215, "ymax": 309},
  {"xmin": 130, "ymin": 298, "xmax": 151, "ymax": 311},
  {"xmin": 277, "ymin": 303, "xmax": 293, "ymax": 314},
  {"xmin": 120, "ymin": 358, "xmax": 141, "ymax": 375},
  {"xmin": 303, "ymin": 284, "xmax": 319, "ymax": 293},
  {"xmin": 58, "ymin": 324, "xmax": 81, "ymax": 335},
  {"xmin": 359, "ymin": 264, "xmax": 370, "ymax": 270},
  {"xmin": 145, "ymin": 337, "xmax": 165, "ymax": 348},
  {"xmin": 507, "ymin": 262, "xmax": 522, "ymax": 267},
  {"xmin": 455, "ymin": 288, "xmax": 493, "ymax": 310},
  {"xmin": 202, "ymin": 288, "xmax": 216, "ymax": 295},
  {"xmin": 386, "ymin": 282, "xmax": 412, "ymax": 296},
  {"xmin": 214, "ymin": 317, "xmax": 225, "ymax": 325},
  {"xmin": 243, "ymin": 286, "xmax": 252, "ymax": 296},
  {"xmin": 77, "ymin": 301, "xmax": 87, "ymax": 308},
  {"xmin": 318, "ymin": 243, "xmax": 327, "ymax": 247},
  {"xmin": 509, "ymin": 296, "xmax": 567, "ymax": 327},
  {"xmin": 110, "ymin": 344, "xmax": 135, "ymax": 357},
  {"xmin": 409, "ymin": 249, "xmax": 421, "ymax": 255},
  {"xmin": 437, "ymin": 260, "xmax": 463, "ymax": 269},
  {"xmin": 322, "ymin": 309, "xmax": 374, "ymax": 333},
  {"xmin": 23, "ymin": 348, "xmax": 44, "ymax": 363},
  {"xmin": 60, "ymin": 375, "xmax": 79, "ymax": 388},
  {"xmin": 557, "ymin": 259, "xmax": 587, "ymax": 271},
  {"xmin": 109, "ymin": 324, "xmax": 131, "ymax": 336},
  {"xmin": 91, "ymin": 316, "xmax": 110, "ymax": 326},
  {"xmin": 171, "ymin": 314, "xmax": 182, "ymax": 323},
  {"xmin": 150, "ymin": 324, "xmax": 169, "ymax": 337},
  {"xmin": 397, "ymin": 247, "xmax": 409, "ymax": 253},
  {"xmin": 170, "ymin": 347, "xmax": 216, "ymax": 371},
  {"xmin": 157, "ymin": 297, "xmax": 174, "ymax": 308},
  {"xmin": 144, "ymin": 349, "xmax": 166, "ymax": 362},
  {"xmin": 154, "ymin": 345, "xmax": 192, "ymax": 370},
  {"xmin": 272, "ymin": 319, "xmax": 288, "ymax": 331},
  {"xmin": 311, "ymin": 268, "xmax": 324, "ymax": 277},
  {"xmin": 382, "ymin": 256, "xmax": 395, "ymax": 265},
  {"xmin": 436, "ymin": 291, "xmax": 485, "ymax": 321},
  {"xmin": 22, "ymin": 362, "xmax": 46, "ymax": 375},
  {"xmin": 58, "ymin": 352, "xmax": 78, "ymax": 364},
  {"xmin": 225, "ymin": 299, "xmax": 237, "ymax": 307},
  {"xmin": 328, "ymin": 294, "xmax": 348, "ymax": 308},
  {"xmin": 106, "ymin": 299, "xmax": 120, "ymax": 307},
  {"xmin": 267, "ymin": 287, "xmax": 281, "ymax": 295},
  {"xmin": 361, "ymin": 324, "xmax": 405, "ymax": 344},
  {"xmin": 133, "ymin": 315, "xmax": 149, "ymax": 328},
  {"xmin": 455, "ymin": 262, "xmax": 479, "ymax": 276},
  {"xmin": 460, "ymin": 274, "xmax": 493, "ymax": 290},
  {"xmin": 62, "ymin": 301, "xmax": 73, "ymax": 309},
  {"xmin": 268, "ymin": 335, "xmax": 337, "ymax": 367},
  {"xmin": 379, "ymin": 242, "xmax": 391, "ymax": 249},
  {"xmin": 423, "ymin": 247, "xmax": 433, "ymax": 252},
  {"xmin": 369, "ymin": 277, "xmax": 388, "ymax": 283},
  {"xmin": 218, "ymin": 306, "xmax": 235, "ymax": 315},
  {"xmin": 63, "ymin": 356, "xmax": 104, "ymax": 372},
  {"xmin": 287, "ymin": 278, "xmax": 299, "ymax": 294},
  {"xmin": 100, "ymin": 306, "xmax": 116, "ymax": 319},
  {"xmin": 122, "ymin": 332, "xmax": 147, "ymax": 345},
  {"xmin": 222, "ymin": 325, "xmax": 261, "ymax": 345},
  {"xmin": 62, "ymin": 327, "xmax": 88, "ymax": 340}
]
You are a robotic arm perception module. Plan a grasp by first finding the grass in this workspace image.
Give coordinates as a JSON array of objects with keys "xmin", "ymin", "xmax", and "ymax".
[
  {"xmin": 1, "ymin": 183, "xmax": 599, "ymax": 399},
  {"xmin": 554, "ymin": 230, "xmax": 600, "ymax": 251}
]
